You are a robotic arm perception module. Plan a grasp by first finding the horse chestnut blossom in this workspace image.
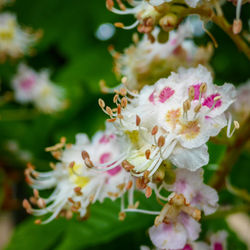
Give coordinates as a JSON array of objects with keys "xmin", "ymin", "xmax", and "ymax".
[
  {"xmin": 230, "ymin": 79, "xmax": 250, "ymax": 124},
  {"xmin": 106, "ymin": 0, "xmax": 160, "ymax": 32},
  {"xmin": 99, "ymin": 65, "xmax": 236, "ymax": 178},
  {"xmin": 0, "ymin": 13, "xmax": 40, "ymax": 61},
  {"xmin": 141, "ymin": 230, "xmax": 227, "ymax": 249},
  {"xmin": 163, "ymin": 169, "xmax": 218, "ymax": 215},
  {"xmin": 12, "ymin": 64, "xmax": 65, "ymax": 113},
  {"xmin": 110, "ymin": 23, "xmax": 213, "ymax": 91},
  {"xmin": 149, "ymin": 0, "xmax": 205, "ymax": 8},
  {"xmin": 149, "ymin": 193, "xmax": 201, "ymax": 249},
  {"xmin": 143, "ymin": 169, "xmax": 218, "ymax": 249},
  {"xmin": 23, "ymin": 129, "xmax": 133, "ymax": 224}
]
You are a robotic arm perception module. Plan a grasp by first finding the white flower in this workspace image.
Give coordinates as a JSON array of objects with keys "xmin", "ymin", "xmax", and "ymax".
[
  {"xmin": 0, "ymin": 12, "xmax": 39, "ymax": 60},
  {"xmin": 23, "ymin": 129, "xmax": 133, "ymax": 223},
  {"xmin": 12, "ymin": 64, "xmax": 65, "ymax": 113},
  {"xmin": 164, "ymin": 169, "xmax": 218, "ymax": 215},
  {"xmin": 209, "ymin": 231, "xmax": 228, "ymax": 250},
  {"xmin": 100, "ymin": 65, "xmax": 236, "ymax": 177},
  {"xmin": 107, "ymin": 0, "xmax": 159, "ymax": 31},
  {"xmin": 113, "ymin": 23, "xmax": 212, "ymax": 91},
  {"xmin": 149, "ymin": 194, "xmax": 201, "ymax": 250},
  {"xmin": 230, "ymin": 79, "xmax": 250, "ymax": 124}
]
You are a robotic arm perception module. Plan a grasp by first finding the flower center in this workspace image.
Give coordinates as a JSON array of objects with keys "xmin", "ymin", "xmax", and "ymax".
[
  {"xmin": 69, "ymin": 164, "xmax": 90, "ymax": 188},
  {"xmin": 179, "ymin": 120, "xmax": 200, "ymax": 139}
]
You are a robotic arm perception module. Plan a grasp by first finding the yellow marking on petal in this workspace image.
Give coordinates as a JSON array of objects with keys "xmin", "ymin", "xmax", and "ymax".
[
  {"xmin": 125, "ymin": 130, "xmax": 140, "ymax": 148},
  {"xmin": 69, "ymin": 164, "xmax": 90, "ymax": 188},
  {"xmin": 166, "ymin": 108, "xmax": 181, "ymax": 129},
  {"xmin": 179, "ymin": 120, "xmax": 200, "ymax": 139}
]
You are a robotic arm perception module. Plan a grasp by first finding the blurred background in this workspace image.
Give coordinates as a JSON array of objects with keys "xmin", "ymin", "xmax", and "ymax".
[{"xmin": 0, "ymin": 0, "xmax": 249, "ymax": 249}]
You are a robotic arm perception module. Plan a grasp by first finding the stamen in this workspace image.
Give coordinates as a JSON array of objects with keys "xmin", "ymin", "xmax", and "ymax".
[
  {"xmin": 199, "ymin": 82, "xmax": 207, "ymax": 94},
  {"xmin": 136, "ymin": 115, "xmax": 141, "ymax": 126},
  {"xmin": 145, "ymin": 186, "xmax": 152, "ymax": 198},
  {"xmin": 188, "ymin": 86, "xmax": 195, "ymax": 101},
  {"xmin": 227, "ymin": 113, "xmax": 240, "ymax": 138},
  {"xmin": 145, "ymin": 149, "xmax": 151, "ymax": 159},
  {"xmin": 151, "ymin": 125, "xmax": 158, "ymax": 136}
]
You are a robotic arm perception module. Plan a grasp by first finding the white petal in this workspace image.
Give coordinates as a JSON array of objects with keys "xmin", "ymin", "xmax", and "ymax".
[
  {"xmin": 169, "ymin": 144, "xmax": 209, "ymax": 171},
  {"xmin": 149, "ymin": 222, "xmax": 187, "ymax": 249}
]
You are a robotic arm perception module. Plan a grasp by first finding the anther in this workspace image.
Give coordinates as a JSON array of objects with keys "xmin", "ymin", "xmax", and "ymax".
[
  {"xmin": 33, "ymin": 189, "xmax": 39, "ymax": 198},
  {"xmin": 145, "ymin": 186, "xmax": 152, "ymax": 198},
  {"xmin": 23, "ymin": 199, "xmax": 32, "ymax": 214},
  {"xmin": 106, "ymin": 0, "xmax": 114, "ymax": 10},
  {"xmin": 158, "ymin": 136, "xmax": 165, "ymax": 147},
  {"xmin": 126, "ymin": 180, "xmax": 133, "ymax": 190},
  {"xmin": 234, "ymin": 120, "xmax": 240, "ymax": 129},
  {"xmin": 121, "ymin": 76, "xmax": 127, "ymax": 84},
  {"xmin": 199, "ymin": 82, "xmax": 207, "ymax": 93},
  {"xmin": 145, "ymin": 149, "xmax": 151, "ymax": 160},
  {"xmin": 113, "ymin": 94, "xmax": 119, "ymax": 103},
  {"xmin": 114, "ymin": 22, "xmax": 124, "ymax": 28},
  {"xmin": 188, "ymin": 86, "xmax": 195, "ymax": 101},
  {"xmin": 119, "ymin": 211, "xmax": 126, "ymax": 221},
  {"xmin": 37, "ymin": 198, "xmax": 46, "ymax": 209},
  {"xmin": 34, "ymin": 219, "xmax": 42, "ymax": 225},
  {"xmin": 117, "ymin": 104, "xmax": 121, "ymax": 115},
  {"xmin": 84, "ymin": 158, "xmax": 94, "ymax": 168},
  {"xmin": 121, "ymin": 97, "xmax": 127, "ymax": 108},
  {"xmin": 151, "ymin": 125, "xmax": 158, "ymax": 135},
  {"xmin": 106, "ymin": 106, "xmax": 113, "ymax": 116},
  {"xmin": 120, "ymin": 87, "xmax": 127, "ymax": 96},
  {"xmin": 136, "ymin": 115, "xmax": 141, "ymax": 126},
  {"xmin": 69, "ymin": 161, "xmax": 75, "ymax": 168},
  {"xmin": 194, "ymin": 103, "xmax": 201, "ymax": 113},
  {"xmin": 98, "ymin": 98, "xmax": 105, "ymax": 109},
  {"xmin": 81, "ymin": 151, "xmax": 90, "ymax": 160},
  {"xmin": 74, "ymin": 187, "xmax": 82, "ymax": 195},
  {"xmin": 107, "ymin": 118, "xmax": 117, "ymax": 122},
  {"xmin": 183, "ymin": 99, "xmax": 191, "ymax": 113},
  {"xmin": 233, "ymin": 19, "xmax": 242, "ymax": 34}
]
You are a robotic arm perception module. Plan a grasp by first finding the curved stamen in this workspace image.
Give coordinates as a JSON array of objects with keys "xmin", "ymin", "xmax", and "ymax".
[{"xmin": 123, "ymin": 208, "xmax": 160, "ymax": 215}]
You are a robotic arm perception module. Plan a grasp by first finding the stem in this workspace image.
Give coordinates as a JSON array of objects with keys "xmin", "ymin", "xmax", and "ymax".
[
  {"xmin": 209, "ymin": 116, "xmax": 250, "ymax": 190},
  {"xmin": 205, "ymin": 204, "xmax": 250, "ymax": 219},
  {"xmin": 181, "ymin": 7, "xmax": 250, "ymax": 59}
]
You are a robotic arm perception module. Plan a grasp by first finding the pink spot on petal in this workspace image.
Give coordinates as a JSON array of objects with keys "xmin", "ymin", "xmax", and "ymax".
[
  {"xmin": 170, "ymin": 38, "xmax": 177, "ymax": 45},
  {"xmin": 213, "ymin": 242, "xmax": 223, "ymax": 250},
  {"xmin": 99, "ymin": 134, "xmax": 115, "ymax": 144},
  {"xmin": 203, "ymin": 93, "xmax": 222, "ymax": 109},
  {"xmin": 20, "ymin": 76, "xmax": 35, "ymax": 90},
  {"xmin": 99, "ymin": 153, "xmax": 111, "ymax": 164},
  {"xmin": 183, "ymin": 244, "xmax": 193, "ymax": 250},
  {"xmin": 192, "ymin": 191, "xmax": 203, "ymax": 204},
  {"xmin": 107, "ymin": 166, "xmax": 122, "ymax": 176},
  {"xmin": 175, "ymin": 179, "xmax": 186, "ymax": 193},
  {"xmin": 149, "ymin": 91, "xmax": 155, "ymax": 103},
  {"xmin": 159, "ymin": 87, "xmax": 174, "ymax": 103}
]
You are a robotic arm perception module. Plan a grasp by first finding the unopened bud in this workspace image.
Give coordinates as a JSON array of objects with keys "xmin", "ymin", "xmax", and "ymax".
[{"xmin": 159, "ymin": 13, "xmax": 178, "ymax": 32}]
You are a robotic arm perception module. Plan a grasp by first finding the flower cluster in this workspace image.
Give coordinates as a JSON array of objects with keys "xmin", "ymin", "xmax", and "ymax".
[
  {"xmin": 110, "ymin": 23, "xmax": 213, "ymax": 91},
  {"xmin": 0, "ymin": 12, "xmax": 40, "ymax": 61},
  {"xmin": 12, "ymin": 64, "xmax": 66, "ymax": 113},
  {"xmin": 99, "ymin": 65, "xmax": 236, "ymax": 178},
  {"xmin": 23, "ymin": 128, "xmax": 135, "ymax": 223}
]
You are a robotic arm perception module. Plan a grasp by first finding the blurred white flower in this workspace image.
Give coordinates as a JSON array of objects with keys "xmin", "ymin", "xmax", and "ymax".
[
  {"xmin": 112, "ymin": 23, "xmax": 213, "ymax": 90},
  {"xmin": 230, "ymin": 79, "xmax": 250, "ymax": 124},
  {"xmin": 12, "ymin": 64, "xmax": 66, "ymax": 113},
  {"xmin": 0, "ymin": 12, "xmax": 40, "ymax": 61}
]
